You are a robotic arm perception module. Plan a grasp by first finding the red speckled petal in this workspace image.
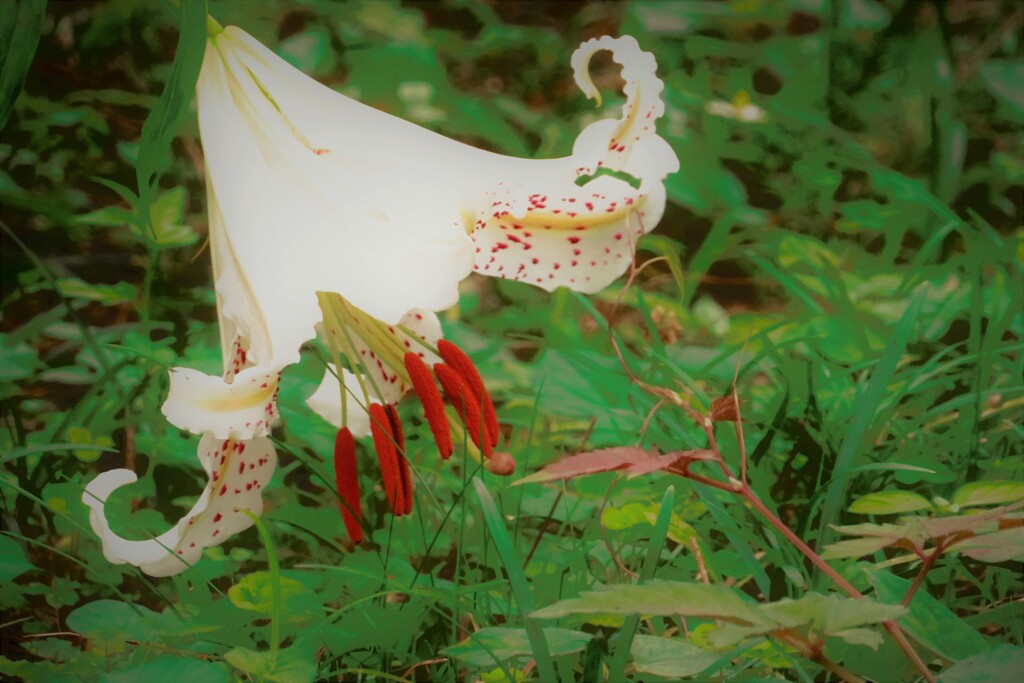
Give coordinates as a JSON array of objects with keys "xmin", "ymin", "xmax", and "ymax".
[
  {"xmin": 82, "ymin": 435, "xmax": 276, "ymax": 577},
  {"xmin": 470, "ymin": 175, "xmax": 667, "ymax": 293}
]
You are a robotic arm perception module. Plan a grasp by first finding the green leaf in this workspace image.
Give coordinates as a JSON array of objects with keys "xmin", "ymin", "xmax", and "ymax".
[
  {"xmin": 979, "ymin": 59, "xmax": 1024, "ymax": 118},
  {"xmin": 66, "ymin": 600, "xmax": 162, "ymax": 652},
  {"xmin": 820, "ymin": 535, "xmax": 895, "ymax": 560},
  {"xmin": 473, "ymin": 478, "xmax": 558, "ymax": 683},
  {"xmin": 443, "ymin": 627, "xmax": 593, "ymax": 668},
  {"xmin": 937, "ymin": 644, "xmax": 1024, "ymax": 683},
  {"xmin": 55, "ymin": 278, "xmax": 138, "ymax": 305},
  {"xmin": 145, "ymin": 187, "xmax": 198, "ymax": 248},
  {"xmin": 849, "ymin": 490, "xmax": 934, "ymax": 515},
  {"xmin": 0, "ymin": 334, "xmax": 38, "ymax": 381},
  {"xmin": 227, "ymin": 571, "xmax": 320, "ymax": 619},
  {"xmin": 0, "ymin": 535, "xmax": 33, "ymax": 580},
  {"xmin": 869, "ymin": 572, "xmax": 991, "ymax": 661},
  {"xmin": 951, "ymin": 481, "xmax": 1024, "ymax": 508},
  {"xmin": 103, "ymin": 657, "xmax": 230, "ymax": 683},
  {"xmin": 224, "ymin": 644, "xmax": 317, "ymax": 683},
  {"xmin": 532, "ymin": 580, "xmax": 766, "ymax": 626},
  {"xmin": 135, "ymin": 0, "xmax": 207, "ymax": 231},
  {"xmin": 630, "ymin": 635, "xmax": 719, "ymax": 678},
  {"xmin": 952, "ymin": 527, "xmax": 1024, "ymax": 563},
  {"xmin": 0, "ymin": 0, "xmax": 45, "ymax": 130}
]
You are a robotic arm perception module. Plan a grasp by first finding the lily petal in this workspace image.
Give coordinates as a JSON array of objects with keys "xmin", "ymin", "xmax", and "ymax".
[
  {"xmin": 308, "ymin": 309, "xmax": 442, "ymax": 436},
  {"xmin": 162, "ymin": 364, "xmax": 281, "ymax": 440},
  {"xmin": 82, "ymin": 435, "xmax": 276, "ymax": 577}
]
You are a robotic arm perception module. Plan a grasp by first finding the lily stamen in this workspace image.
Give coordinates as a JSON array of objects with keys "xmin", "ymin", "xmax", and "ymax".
[
  {"xmin": 333, "ymin": 427, "xmax": 363, "ymax": 544},
  {"xmin": 434, "ymin": 363, "xmax": 494, "ymax": 459},
  {"xmin": 404, "ymin": 352, "xmax": 454, "ymax": 460},
  {"xmin": 436, "ymin": 340, "xmax": 500, "ymax": 449}
]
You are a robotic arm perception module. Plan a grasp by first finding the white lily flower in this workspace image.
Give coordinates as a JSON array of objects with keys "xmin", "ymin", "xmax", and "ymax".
[{"xmin": 83, "ymin": 25, "xmax": 678, "ymax": 575}]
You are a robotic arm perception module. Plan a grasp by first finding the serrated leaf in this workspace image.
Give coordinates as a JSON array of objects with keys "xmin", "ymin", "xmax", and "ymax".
[
  {"xmin": 849, "ymin": 490, "xmax": 933, "ymax": 515},
  {"xmin": 952, "ymin": 527, "xmax": 1024, "ymax": 563},
  {"xmin": 820, "ymin": 535, "xmax": 894, "ymax": 560},
  {"xmin": 630, "ymin": 635, "xmax": 719, "ymax": 678},
  {"xmin": 532, "ymin": 580, "xmax": 766, "ymax": 626},
  {"xmin": 442, "ymin": 627, "xmax": 592, "ymax": 667},
  {"xmin": 515, "ymin": 447, "xmax": 710, "ymax": 486},
  {"xmin": 952, "ymin": 481, "xmax": 1024, "ymax": 508}
]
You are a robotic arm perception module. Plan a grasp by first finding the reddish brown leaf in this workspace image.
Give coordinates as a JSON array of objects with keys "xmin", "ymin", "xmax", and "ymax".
[{"xmin": 710, "ymin": 395, "xmax": 739, "ymax": 422}]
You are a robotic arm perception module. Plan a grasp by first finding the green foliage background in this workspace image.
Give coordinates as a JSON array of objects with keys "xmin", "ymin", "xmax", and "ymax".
[{"xmin": 0, "ymin": 1, "xmax": 1021, "ymax": 681}]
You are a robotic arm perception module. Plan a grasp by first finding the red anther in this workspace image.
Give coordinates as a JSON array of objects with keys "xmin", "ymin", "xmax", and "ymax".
[
  {"xmin": 385, "ymin": 405, "xmax": 413, "ymax": 516},
  {"xmin": 368, "ymin": 403, "xmax": 401, "ymax": 513},
  {"xmin": 404, "ymin": 352, "xmax": 453, "ymax": 459},
  {"xmin": 437, "ymin": 340, "xmax": 500, "ymax": 449},
  {"xmin": 434, "ymin": 364, "xmax": 494, "ymax": 458},
  {"xmin": 333, "ymin": 427, "xmax": 363, "ymax": 544}
]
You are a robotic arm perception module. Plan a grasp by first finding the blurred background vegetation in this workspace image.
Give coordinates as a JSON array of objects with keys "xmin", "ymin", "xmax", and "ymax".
[{"xmin": 1, "ymin": 1, "xmax": 1021, "ymax": 681}]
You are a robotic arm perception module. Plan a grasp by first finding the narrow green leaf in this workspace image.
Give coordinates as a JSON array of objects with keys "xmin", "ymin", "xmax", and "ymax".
[
  {"xmin": 135, "ymin": 0, "xmax": 207, "ymax": 232},
  {"xmin": 951, "ymin": 480, "xmax": 1024, "ymax": 508},
  {"xmin": 849, "ymin": 490, "xmax": 934, "ymax": 515},
  {"xmin": 607, "ymin": 486, "xmax": 675, "ymax": 682},
  {"xmin": 817, "ymin": 287, "xmax": 926, "ymax": 549},
  {"xmin": 0, "ymin": 0, "xmax": 45, "ymax": 130},
  {"xmin": 472, "ymin": 477, "xmax": 557, "ymax": 683}
]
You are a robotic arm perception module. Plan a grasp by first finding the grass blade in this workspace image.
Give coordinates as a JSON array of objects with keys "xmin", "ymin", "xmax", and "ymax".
[
  {"xmin": 472, "ymin": 477, "xmax": 557, "ymax": 682},
  {"xmin": 815, "ymin": 286, "xmax": 927, "ymax": 552},
  {"xmin": 606, "ymin": 485, "xmax": 676, "ymax": 681}
]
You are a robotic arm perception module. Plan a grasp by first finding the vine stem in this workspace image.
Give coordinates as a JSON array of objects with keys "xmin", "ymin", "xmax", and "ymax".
[{"xmin": 902, "ymin": 542, "xmax": 945, "ymax": 607}]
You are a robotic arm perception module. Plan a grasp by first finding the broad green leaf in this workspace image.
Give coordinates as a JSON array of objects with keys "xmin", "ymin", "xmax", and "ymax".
[
  {"xmin": 532, "ymin": 580, "xmax": 766, "ymax": 626},
  {"xmin": 937, "ymin": 644, "xmax": 1024, "ymax": 683},
  {"xmin": 103, "ymin": 657, "xmax": 230, "ymax": 683},
  {"xmin": 442, "ymin": 627, "xmax": 592, "ymax": 667},
  {"xmin": 0, "ymin": 536, "xmax": 33, "ymax": 581},
  {"xmin": 630, "ymin": 635, "xmax": 719, "ymax": 678},
  {"xmin": 869, "ymin": 572, "xmax": 990, "ymax": 661},
  {"xmin": 227, "ymin": 571, "xmax": 321, "ymax": 619},
  {"xmin": 849, "ymin": 490, "xmax": 934, "ymax": 515},
  {"xmin": 224, "ymin": 644, "xmax": 316, "ymax": 683},
  {"xmin": 951, "ymin": 481, "xmax": 1024, "ymax": 509},
  {"xmin": 145, "ymin": 187, "xmax": 198, "ymax": 248},
  {"xmin": 66, "ymin": 600, "xmax": 163, "ymax": 652},
  {"xmin": 0, "ymin": 0, "xmax": 45, "ymax": 130}
]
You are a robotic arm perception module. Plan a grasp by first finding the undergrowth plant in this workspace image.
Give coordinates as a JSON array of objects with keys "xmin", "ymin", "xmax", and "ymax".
[{"xmin": 2, "ymin": 1, "xmax": 1022, "ymax": 682}]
